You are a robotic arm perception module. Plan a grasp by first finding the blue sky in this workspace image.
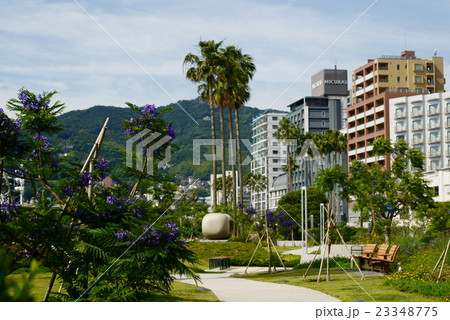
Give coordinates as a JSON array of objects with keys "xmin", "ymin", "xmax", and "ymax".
[{"xmin": 1, "ymin": 0, "xmax": 450, "ymax": 116}]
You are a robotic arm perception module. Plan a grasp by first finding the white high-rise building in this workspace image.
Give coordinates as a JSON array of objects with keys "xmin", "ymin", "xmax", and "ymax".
[
  {"xmin": 390, "ymin": 92, "xmax": 450, "ymax": 201},
  {"xmin": 251, "ymin": 112, "xmax": 287, "ymax": 213}
]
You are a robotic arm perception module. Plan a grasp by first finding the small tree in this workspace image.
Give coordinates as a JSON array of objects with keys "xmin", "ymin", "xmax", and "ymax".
[{"xmin": 347, "ymin": 137, "xmax": 434, "ymax": 245}]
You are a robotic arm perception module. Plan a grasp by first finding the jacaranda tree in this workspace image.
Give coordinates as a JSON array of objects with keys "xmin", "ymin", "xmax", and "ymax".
[{"xmin": 0, "ymin": 89, "xmax": 198, "ymax": 301}]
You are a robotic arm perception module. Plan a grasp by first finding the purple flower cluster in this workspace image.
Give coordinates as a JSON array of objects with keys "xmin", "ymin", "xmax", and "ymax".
[
  {"xmin": 116, "ymin": 221, "xmax": 179, "ymax": 246},
  {"xmin": 79, "ymin": 170, "xmax": 93, "ymax": 187},
  {"xmin": 244, "ymin": 205, "xmax": 257, "ymax": 215},
  {"xmin": 141, "ymin": 104, "xmax": 157, "ymax": 118},
  {"xmin": 0, "ymin": 110, "xmax": 22, "ymax": 157},
  {"xmin": 1, "ymin": 200, "xmax": 18, "ymax": 222},
  {"xmin": 166, "ymin": 123, "xmax": 176, "ymax": 142},
  {"xmin": 18, "ymin": 89, "xmax": 50, "ymax": 112},
  {"xmin": 94, "ymin": 158, "xmax": 110, "ymax": 170},
  {"xmin": 62, "ymin": 185, "xmax": 73, "ymax": 196},
  {"xmin": 31, "ymin": 135, "xmax": 52, "ymax": 156}
]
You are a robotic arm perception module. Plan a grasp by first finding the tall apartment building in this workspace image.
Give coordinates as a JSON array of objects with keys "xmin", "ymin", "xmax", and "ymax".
[
  {"xmin": 286, "ymin": 69, "xmax": 348, "ymax": 191},
  {"xmin": 251, "ymin": 112, "xmax": 287, "ymax": 212},
  {"xmin": 347, "ymin": 50, "xmax": 445, "ymax": 167},
  {"xmin": 390, "ymin": 92, "xmax": 450, "ymax": 201}
]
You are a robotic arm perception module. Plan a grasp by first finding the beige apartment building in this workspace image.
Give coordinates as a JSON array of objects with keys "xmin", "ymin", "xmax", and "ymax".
[{"xmin": 347, "ymin": 50, "xmax": 445, "ymax": 167}]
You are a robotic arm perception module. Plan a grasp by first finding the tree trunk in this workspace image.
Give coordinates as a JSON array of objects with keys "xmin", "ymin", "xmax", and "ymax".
[
  {"xmin": 384, "ymin": 221, "xmax": 392, "ymax": 245},
  {"xmin": 228, "ymin": 106, "xmax": 237, "ymax": 236},
  {"xmin": 208, "ymin": 90, "xmax": 217, "ymax": 211},
  {"xmin": 235, "ymin": 108, "xmax": 244, "ymax": 225},
  {"xmin": 219, "ymin": 106, "xmax": 227, "ymax": 205}
]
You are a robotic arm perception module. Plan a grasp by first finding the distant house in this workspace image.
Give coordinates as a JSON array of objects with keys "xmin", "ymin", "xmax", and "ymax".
[{"xmin": 202, "ymin": 116, "xmax": 211, "ymax": 121}]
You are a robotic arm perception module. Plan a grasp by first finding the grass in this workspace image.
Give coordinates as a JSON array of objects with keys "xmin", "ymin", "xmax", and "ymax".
[
  {"xmin": 236, "ymin": 268, "xmax": 441, "ymax": 302},
  {"xmin": 186, "ymin": 241, "xmax": 299, "ymax": 269},
  {"xmin": 6, "ymin": 272, "xmax": 219, "ymax": 302}
]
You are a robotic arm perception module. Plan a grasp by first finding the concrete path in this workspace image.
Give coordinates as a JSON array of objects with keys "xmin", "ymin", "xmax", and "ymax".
[
  {"xmin": 283, "ymin": 244, "xmax": 355, "ymax": 264},
  {"xmin": 175, "ymin": 266, "xmax": 340, "ymax": 302}
]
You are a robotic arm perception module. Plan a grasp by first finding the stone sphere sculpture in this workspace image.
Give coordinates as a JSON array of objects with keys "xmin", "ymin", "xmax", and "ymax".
[{"xmin": 202, "ymin": 213, "xmax": 232, "ymax": 240}]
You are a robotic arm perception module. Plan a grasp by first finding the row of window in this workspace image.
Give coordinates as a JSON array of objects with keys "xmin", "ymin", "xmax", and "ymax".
[
  {"xmin": 395, "ymin": 102, "xmax": 450, "ymax": 118},
  {"xmin": 397, "ymin": 130, "xmax": 450, "ymax": 143},
  {"xmin": 395, "ymin": 116, "xmax": 450, "ymax": 132}
]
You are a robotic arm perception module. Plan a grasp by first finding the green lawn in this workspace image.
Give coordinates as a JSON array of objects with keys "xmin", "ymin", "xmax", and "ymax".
[
  {"xmin": 6, "ymin": 272, "xmax": 219, "ymax": 302},
  {"xmin": 236, "ymin": 268, "xmax": 441, "ymax": 302}
]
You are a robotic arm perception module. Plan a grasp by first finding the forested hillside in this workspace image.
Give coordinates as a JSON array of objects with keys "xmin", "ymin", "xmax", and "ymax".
[{"xmin": 50, "ymin": 98, "xmax": 283, "ymax": 180}]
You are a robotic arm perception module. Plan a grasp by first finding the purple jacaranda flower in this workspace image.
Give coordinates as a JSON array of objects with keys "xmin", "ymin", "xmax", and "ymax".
[
  {"xmin": 95, "ymin": 158, "xmax": 110, "ymax": 170},
  {"xmin": 79, "ymin": 170, "xmax": 92, "ymax": 187},
  {"xmin": 141, "ymin": 104, "xmax": 157, "ymax": 118},
  {"xmin": 166, "ymin": 123, "xmax": 176, "ymax": 142},
  {"xmin": 62, "ymin": 185, "xmax": 73, "ymax": 196},
  {"xmin": 115, "ymin": 228, "xmax": 127, "ymax": 240}
]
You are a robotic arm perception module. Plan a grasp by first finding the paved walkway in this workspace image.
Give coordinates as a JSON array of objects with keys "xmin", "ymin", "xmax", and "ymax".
[
  {"xmin": 283, "ymin": 244, "xmax": 355, "ymax": 264},
  {"xmin": 175, "ymin": 266, "xmax": 341, "ymax": 302}
]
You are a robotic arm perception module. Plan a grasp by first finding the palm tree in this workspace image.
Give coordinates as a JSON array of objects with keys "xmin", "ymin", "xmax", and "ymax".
[
  {"xmin": 219, "ymin": 45, "xmax": 255, "ymax": 231},
  {"xmin": 183, "ymin": 40, "xmax": 223, "ymax": 210},
  {"xmin": 275, "ymin": 118, "xmax": 300, "ymax": 192}
]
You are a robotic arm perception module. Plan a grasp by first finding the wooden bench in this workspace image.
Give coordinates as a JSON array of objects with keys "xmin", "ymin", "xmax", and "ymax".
[
  {"xmin": 352, "ymin": 244, "xmax": 377, "ymax": 270},
  {"xmin": 372, "ymin": 245, "xmax": 400, "ymax": 274},
  {"xmin": 209, "ymin": 256, "xmax": 230, "ymax": 270}
]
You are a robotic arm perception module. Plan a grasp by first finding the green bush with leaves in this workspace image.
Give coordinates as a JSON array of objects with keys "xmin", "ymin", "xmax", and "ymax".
[{"xmin": 0, "ymin": 89, "xmax": 198, "ymax": 301}]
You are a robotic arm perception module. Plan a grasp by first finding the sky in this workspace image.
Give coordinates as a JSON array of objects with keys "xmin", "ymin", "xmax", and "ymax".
[{"xmin": 1, "ymin": 0, "xmax": 450, "ymax": 117}]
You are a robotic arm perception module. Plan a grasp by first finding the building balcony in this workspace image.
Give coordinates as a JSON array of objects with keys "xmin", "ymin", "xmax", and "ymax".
[
  {"xmin": 347, "ymin": 115, "xmax": 356, "ymax": 123},
  {"xmin": 375, "ymin": 118, "xmax": 385, "ymax": 125},
  {"xmin": 357, "ymin": 147, "xmax": 366, "ymax": 154},
  {"xmin": 348, "ymin": 149, "xmax": 357, "ymax": 156},
  {"xmin": 366, "ymin": 120, "xmax": 375, "ymax": 128},
  {"xmin": 356, "ymin": 112, "xmax": 365, "ymax": 120},
  {"xmin": 355, "ymin": 76, "xmax": 364, "ymax": 86},
  {"xmin": 355, "ymin": 88, "xmax": 365, "ymax": 97},
  {"xmin": 365, "ymin": 72, "xmax": 374, "ymax": 81},
  {"xmin": 365, "ymin": 83, "xmax": 374, "ymax": 93},
  {"xmin": 375, "ymin": 105, "xmax": 385, "ymax": 113},
  {"xmin": 348, "ymin": 127, "xmax": 356, "ymax": 134}
]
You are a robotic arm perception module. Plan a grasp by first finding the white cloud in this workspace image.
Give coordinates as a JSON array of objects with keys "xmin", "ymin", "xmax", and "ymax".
[{"xmin": 1, "ymin": 0, "xmax": 450, "ymax": 114}]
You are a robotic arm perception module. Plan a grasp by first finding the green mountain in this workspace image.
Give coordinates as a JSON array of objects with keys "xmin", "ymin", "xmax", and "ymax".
[{"xmin": 50, "ymin": 98, "xmax": 283, "ymax": 180}]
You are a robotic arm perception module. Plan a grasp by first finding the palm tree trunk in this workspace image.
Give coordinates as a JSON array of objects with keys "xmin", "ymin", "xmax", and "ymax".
[
  {"xmin": 228, "ymin": 106, "xmax": 237, "ymax": 236},
  {"xmin": 234, "ymin": 108, "xmax": 244, "ymax": 215},
  {"xmin": 219, "ymin": 106, "xmax": 227, "ymax": 205},
  {"xmin": 208, "ymin": 92, "xmax": 217, "ymax": 211}
]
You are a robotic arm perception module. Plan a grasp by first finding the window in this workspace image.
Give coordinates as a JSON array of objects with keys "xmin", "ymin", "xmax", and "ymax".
[
  {"xmin": 429, "ymin": 117, "xmax": 439, "ymax": 129},
  {"xmin": 412, "ymin": 105, "xmax": 422, "ymax": 117},
  {"xmin": 397, "ymin": 76, "xmax": 400, "ymax": 82},
  {"xmin": 272, "ymin": 125, "xmax": 278, "ymax": 129},
  {"xmin": 430, "ymin": 160, "xmax": 440, "ymax": 171},
  {"xmin": 429, "ymin": 103, "xmax": 439, "ymax": 114},
  {"xmin": 273, "ymin": 159, "xmax": 279, "ymax": 164},
  {"xmin": 446, "ymin": 102, "xmax": 450, "ymax": 113},
  {"xmin": 429, "ymin": 131, "xmax": 440, "ymax": 143},
  {"xmin": 273, "ymin": 150, "xmax": 278, "ymax": 155},
  {"xmin": 447, "ymin": 117, "xmax": 450, "ymax": 127},
  {"xmin": 448, "ymin": 145, "xmax": 450, "ymax": 156},
  {"xmin": 415, "ymin": 76, "xmax": 423, "ymax": 83},
  {"xmin": 412, "ymin": 133, "xmax": 423, "ymax": 144},
  {"xmin": 397, "ymin": 64, "xmax": 400, "ymax": 70},
  {"xmin": 412, "ymin": 119, "xmax": 423, "ymax": 130},
  {"xmin": 414, "ymin": 64, "xmax": 423, "ymax": 71},
  {"xmin": 395, "ymin": 108, "xmax": 405, "ymax": 118},
  {"xmin": 273, "ymin": 168, "xmax": 279, "ymax": 172},
  {"xmin": 272, "ymin": 117, "xmax": 278, "ymax": 121},
  {"xmin": 395, "ymin": 121, "xmax": 406, "ymax": 132},
  {"xmin": 430, "ymin": 145, "xmax": 440, "ymax": 157},
  {"xmin": 396, "ymin": 135, "xmax": 405, "ymax": 141}
]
